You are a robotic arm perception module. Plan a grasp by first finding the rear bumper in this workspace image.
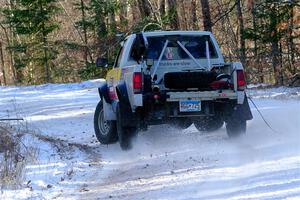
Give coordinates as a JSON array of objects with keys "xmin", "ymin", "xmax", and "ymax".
[
  {"xmin": 166, "ymin": 90, "xmax": 237, "ymax": 102},
  {"xmin": 132, "ymin": 90, "xmax": 252, "ymax": 126},
  {"xmin": 139, "ymin": 99, "xmax": 237, "ymax": 125},
  {"xmin": 165, "ymin": 100, "xmax": 231, "ymax": 118}
]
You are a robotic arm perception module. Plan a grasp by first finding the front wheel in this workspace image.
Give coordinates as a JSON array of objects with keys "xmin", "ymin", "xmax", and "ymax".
[
  {"xmin": 94, "ymin": 101, "xmax": 118, "ymax": 144},
  {"xmin": 225, "ymin": 118, "xmax": 246, "ymax": 138}
]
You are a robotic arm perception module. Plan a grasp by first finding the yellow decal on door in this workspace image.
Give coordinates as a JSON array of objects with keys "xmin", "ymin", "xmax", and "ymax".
[{"xmin": 106, "ymin": 68, "xmax": 122, "ymax": 86}]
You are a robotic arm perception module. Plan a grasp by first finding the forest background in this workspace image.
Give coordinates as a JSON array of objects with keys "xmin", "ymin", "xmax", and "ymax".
[{"xmin": 0, "ymin": 0, "xmax": 299, "ymax": 86}]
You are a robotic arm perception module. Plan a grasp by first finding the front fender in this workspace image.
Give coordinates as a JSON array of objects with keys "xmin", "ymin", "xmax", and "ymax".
[
  {"xmin": 97, "ymin": 83, "xmax": 116, "ymax": 120},
  {"xmin": 98, "ymin": 83, "xmax": 111, "ymax": 104}
]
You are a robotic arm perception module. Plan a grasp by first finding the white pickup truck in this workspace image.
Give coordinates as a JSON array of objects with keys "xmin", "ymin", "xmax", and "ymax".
[{"xmin": 94, "ymin": 31, "xmax": 253, "ymax": 150}]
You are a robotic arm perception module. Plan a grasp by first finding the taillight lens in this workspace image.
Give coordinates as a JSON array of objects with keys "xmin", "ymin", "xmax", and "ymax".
[
  {"xmin": 133, "ymin": 72, "xmax": 142, "ymax": 93},
  {"xmin": 237, "ymin": 70, "xmax": 246, "ymax": 91},
  {"xmin": 108, "ymin": 87, "xmax": 117, "ymax": 100},
  {"xmin": 210, "ymin": 80, "xmax": 228, "ymax": 90}
]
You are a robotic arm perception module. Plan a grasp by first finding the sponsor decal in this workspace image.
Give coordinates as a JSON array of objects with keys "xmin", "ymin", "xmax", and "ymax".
[
  {"xmin": 159, "ymin": 61, "xmax": 191, "ymax": 67},
  {"xmin": 219, "ymin": 93, "xmax": 227, "ymax": 97}
]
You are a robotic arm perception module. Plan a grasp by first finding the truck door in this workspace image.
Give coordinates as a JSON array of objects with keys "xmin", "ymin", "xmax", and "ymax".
[{"xmin": 106, "ymin": 46, "xmax": 125, "ymax": 100}]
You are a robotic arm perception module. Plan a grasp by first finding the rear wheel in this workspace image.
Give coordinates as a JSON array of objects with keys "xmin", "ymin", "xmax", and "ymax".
[
  {"xmin": 226, "ymin": 118, "xmax": 246, "ymax": 138},
  {"xmin": 116, "ymin": 103, "xmax": 138, "ymax": 150},
  {"xmin": 194, "ymin": 117, "xmax": 224, "ymax": 132},
  {"xmin": 170, "ymin": 119, "xmax": 192, "ymax": 130},
  {"xmin": 94, "ymin": 101, "xmax": 118, "ymax": 144}
]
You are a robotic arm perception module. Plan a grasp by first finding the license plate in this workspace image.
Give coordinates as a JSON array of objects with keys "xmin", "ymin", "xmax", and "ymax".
[{"xmin": 179, "ymin": 100, "xmax": 201, "ymax": 112}]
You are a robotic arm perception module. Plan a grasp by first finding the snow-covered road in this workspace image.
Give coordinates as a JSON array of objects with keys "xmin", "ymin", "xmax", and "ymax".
[{"xmin": 0, "ymin": 81, "xmax": 299, "ymax": 199}]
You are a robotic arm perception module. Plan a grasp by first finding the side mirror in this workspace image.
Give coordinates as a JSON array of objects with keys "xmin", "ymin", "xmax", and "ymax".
[{"xmin": 96, "ymin": 57, "xmax": 108, "ymax": 68}]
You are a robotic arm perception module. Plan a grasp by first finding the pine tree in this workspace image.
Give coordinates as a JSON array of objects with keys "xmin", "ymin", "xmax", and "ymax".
[
  {"xmin": 2, "ymin": 0, "xmax": 59, "ymax": 83},
  {"xmin": 73, "ymin": 0, "xmax": 119, "ymax": 80},
  {"xmin": 243, "ymin": 0, "xmax": 297, "ymax": 85}
]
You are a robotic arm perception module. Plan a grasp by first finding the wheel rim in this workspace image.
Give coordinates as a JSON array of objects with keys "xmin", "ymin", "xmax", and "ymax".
[{"xmin": 98, "ymin": 109, "xmax": 110, "ymax": 136}]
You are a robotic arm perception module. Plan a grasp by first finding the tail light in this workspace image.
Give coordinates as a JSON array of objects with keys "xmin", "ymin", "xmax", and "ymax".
[
  {"xmin": 133, "ymin": 72, "xmax": 142, "ymax": 94},
  {"xmin": 210, "ymin": 80, "xmax": 228, "ymax": 90},
  {"xmin": 108, "ymin": 87, "xmax": 117, "ymax": 100},
  {"xmin": 237, "ymin": 70, "xmax": 246, "ymax": 91}
]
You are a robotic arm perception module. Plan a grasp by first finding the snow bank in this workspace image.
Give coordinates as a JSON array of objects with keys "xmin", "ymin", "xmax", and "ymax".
[
  {"xmin": 0, "ymin": 79, "xmax": 105, "ymax": 93},
  {"xmin": 247, "ymin": 86, "xmax": 300, "ymax": 100}
]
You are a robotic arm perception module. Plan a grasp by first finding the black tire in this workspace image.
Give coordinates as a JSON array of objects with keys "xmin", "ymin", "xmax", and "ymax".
[
  {"xmin": 226, "ymin": 118, "xmax": 246, "ymax": 138},
  {"xmin": 94, "ymin": 101, "xmax": 118, "ymax": 144},
  {"xmin": 170, "ymin": 119, "xmax": 192, "ymax": 130},
  {"xmin": 194, "ymin": 117, "xmax": 224, "ymax": 132},
  {"xmin": 116, "ymin": 103, "xmax": 138, "ymax": 150}
]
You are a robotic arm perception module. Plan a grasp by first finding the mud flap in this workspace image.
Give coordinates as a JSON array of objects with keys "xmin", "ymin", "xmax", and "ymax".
[
  {"xmin": 116, "ymin": 82, "xmax": 138, "ymax": 127},
  {"xmin": 231, "ymin": 94, "xmax": 253, "ymax": 121}
]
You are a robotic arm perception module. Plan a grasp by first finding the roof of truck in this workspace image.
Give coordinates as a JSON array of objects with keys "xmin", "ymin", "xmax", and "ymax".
[{"xmin": 141, "ymin": 31, "xmax": 212, "ymax": 37}]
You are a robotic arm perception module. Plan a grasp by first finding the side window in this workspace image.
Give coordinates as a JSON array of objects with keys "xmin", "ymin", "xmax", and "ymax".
[
  {"xmin": 114, "ymin": 39, "xmax": 129, "ymax": 68},
  {"xmin": 114, "ymin": 47, "xmax": 124, "ymax": 68}
]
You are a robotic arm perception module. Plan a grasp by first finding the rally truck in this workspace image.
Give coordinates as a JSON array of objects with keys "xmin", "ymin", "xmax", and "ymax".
[{"xmin": 94, "ymin": 31, "xmax": 253, "ymax": 150}]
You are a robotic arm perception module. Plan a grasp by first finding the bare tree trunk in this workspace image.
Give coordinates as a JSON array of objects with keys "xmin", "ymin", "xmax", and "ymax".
[
  {"xmin": 200, "ymin": 0, "xmax": 212, "ymax": 32},
  {"xmin": 59, "ymin": 1, "xmax": 93, "ymax": 63},
  {"xmin": 80, "ymin": 0, "xmax": 88, "ymax": 68},
  {"xmin": 222, "ymin": 3, "xmax": 238, "ymax": 49},
  {"xmin": 0, "ymin": 22, "xmax": 10, "ymax": 84},
  {"xmin": 215, "ymin": 0, "xmax": 234, "ymax": 61},
  {"xmin": 166, "ymin": 0, "xmax": 179, "ymax": 29},
  {"xmin": 289, "ymin": 7, "xmax": 296, "ymax": 74},
  {"xmin": 177, "ymin": 0, "xmax": 187, "ymax": 30},
  {"xmin": 271, "ymin": 41, "xmax": 282, "ymax": 85},
  {"xmin": 191, "ymin": 0, "xmax": 198, "ymax": 30},
  {"xmin": 9, "ymin": 0, "xmax": 17, "ymax": 83},
  {"xmin": 0, "ymin": 41, "xmax": 7, "ymax": 85},
  {"xmin": 279, "ymin": 41, "xmax": 284, "ymax": 84},
  {"xmin": 270, "ymin": 3, "xmax": 283, "ymax": 86},
  {"xmin": 250, "ymin": 2, "xmax": 263, "ymax": 83},
  {"xmin": 236, "ymin": 0, "xmax": 246, "ymax": 67},
  {"xmin": 130, "ymin": 0, "xmax": 139, "ymax": 23},
  {"xmin": 158, "ymin": 0, "xmax": 165, "ymax": 16},
  {"xmin": 40, "ymin": 3, "xmax": 50, "ymax": 83},
  {"xmin": 137, "ymin": 0, "xmax": 152, "ymax": 19}
]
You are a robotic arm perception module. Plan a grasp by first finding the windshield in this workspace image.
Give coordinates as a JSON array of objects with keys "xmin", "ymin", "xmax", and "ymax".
[{"xmin": 130, "ymin": 35, "xmax": 218, "ymax": 61}]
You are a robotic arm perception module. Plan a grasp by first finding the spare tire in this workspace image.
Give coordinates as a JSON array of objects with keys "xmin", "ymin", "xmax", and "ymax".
[{"xmin": 164, "ymin": 71, "xmax": 217, "ymax": 89}]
